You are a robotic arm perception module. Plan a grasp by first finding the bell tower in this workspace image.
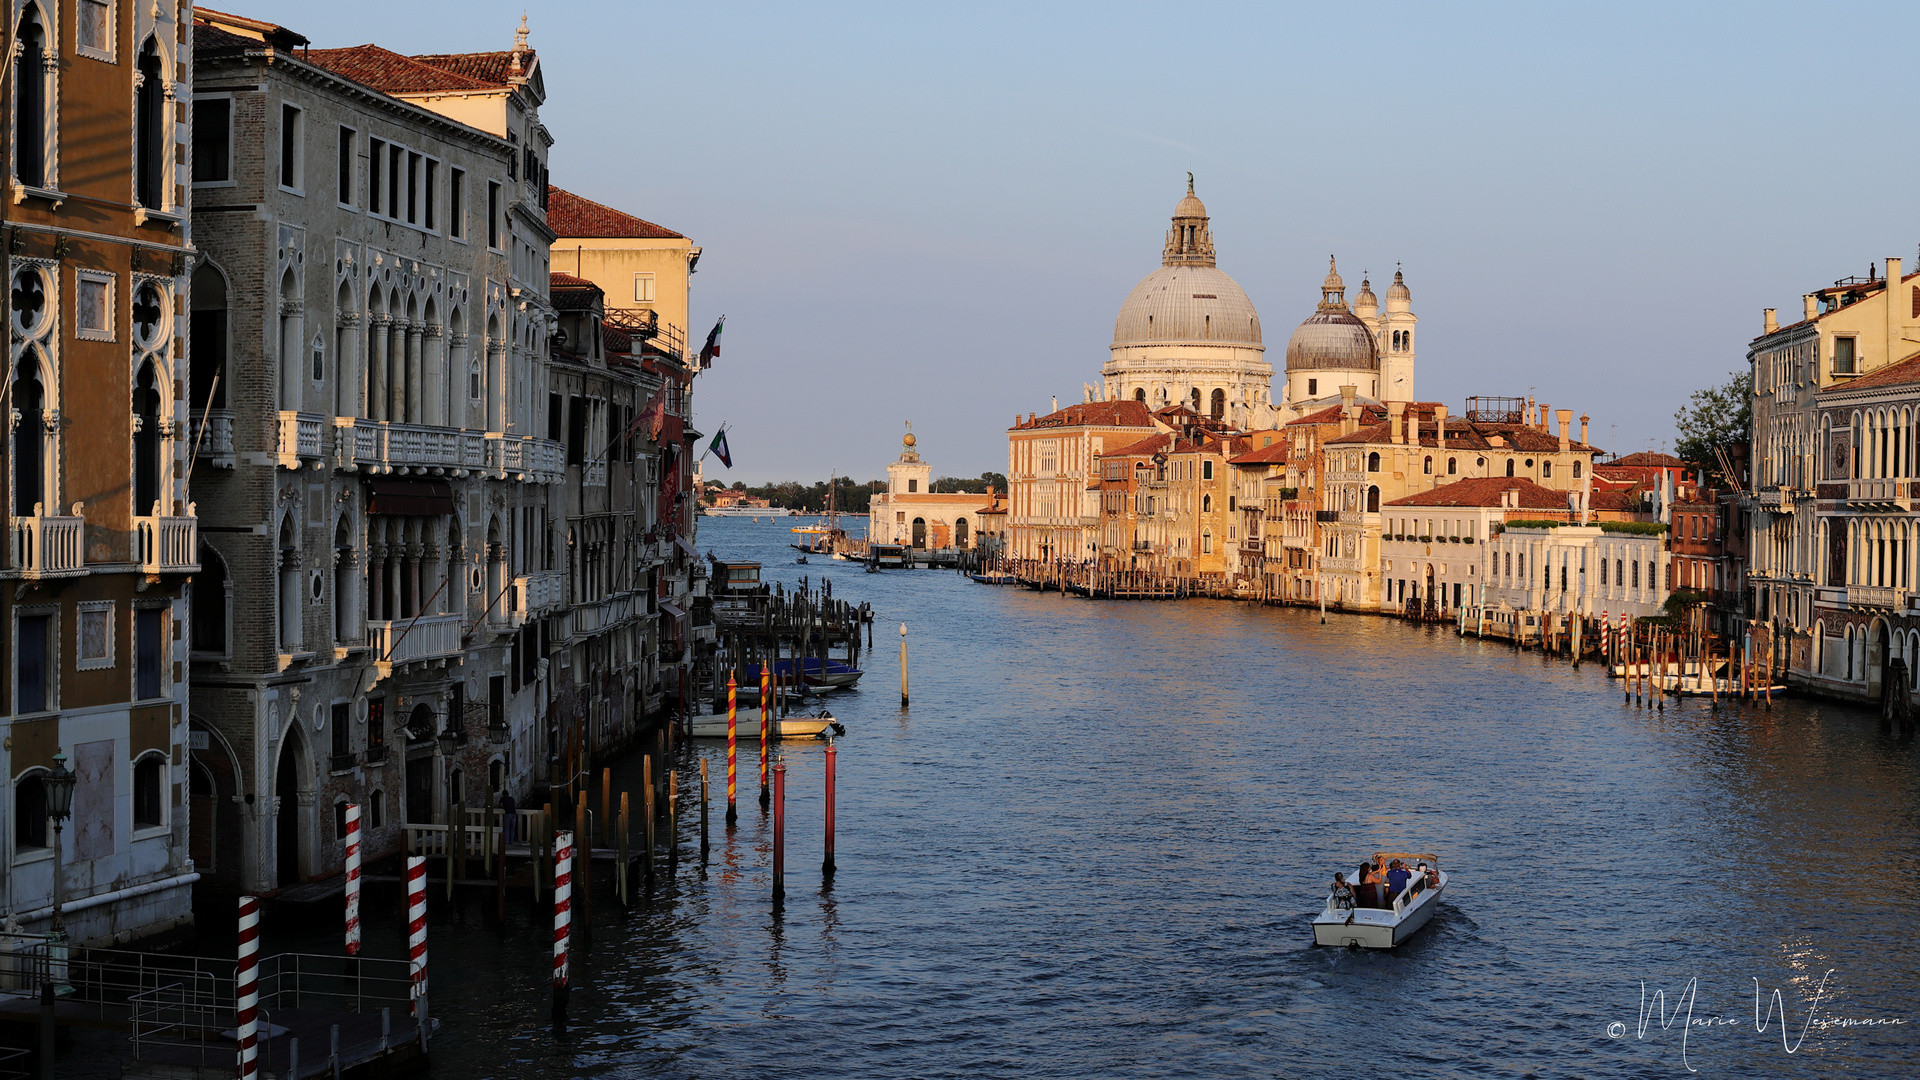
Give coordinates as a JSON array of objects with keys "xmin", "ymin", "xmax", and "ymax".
[{"xmin": 888, "ymin": 422, "xmax": 932, "ymax": 496}]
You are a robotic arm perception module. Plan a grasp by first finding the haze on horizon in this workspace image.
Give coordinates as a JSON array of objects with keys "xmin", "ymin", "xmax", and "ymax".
[{"xmin": 234, "ymin": 1, "xmax": 1920, "ymax": 485}]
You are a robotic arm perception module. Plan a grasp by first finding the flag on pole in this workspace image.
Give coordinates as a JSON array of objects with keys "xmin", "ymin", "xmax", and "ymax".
[
  {"xmin": 698, "ymin": 316, "xmax": 725, "ymax": 368},
  {"xmin": 707, "ymin": 427, "xmax": 733, "ymax": 468}
]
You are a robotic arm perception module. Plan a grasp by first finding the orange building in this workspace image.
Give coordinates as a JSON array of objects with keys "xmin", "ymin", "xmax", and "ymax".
[{"xmin": 2, "ymin": 0, "xmax": 199, "ymax": 945}]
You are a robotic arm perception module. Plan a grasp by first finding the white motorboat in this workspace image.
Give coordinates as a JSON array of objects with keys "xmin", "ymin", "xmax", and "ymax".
[
  {"xmin": 690, "ymin": 711, "xmax": 844, "ymax": 741},
  {"xmin": 1311, "ymin": 852, "xmax": 1447, "ymax": 949}
]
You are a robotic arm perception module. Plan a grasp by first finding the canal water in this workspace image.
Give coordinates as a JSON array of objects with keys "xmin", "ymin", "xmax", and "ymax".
[{"xmin": 230, "ymin": 517, "xmax": 1920, "ymax": 1077}]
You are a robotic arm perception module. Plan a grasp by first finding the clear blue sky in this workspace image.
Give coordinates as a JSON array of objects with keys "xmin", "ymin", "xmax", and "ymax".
[{"xmin": 237, "ymin": 1, "xmax": 1920, "ymax": 484}]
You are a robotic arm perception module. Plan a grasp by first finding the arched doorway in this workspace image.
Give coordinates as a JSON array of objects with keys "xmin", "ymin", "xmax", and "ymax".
[
  {"xmin": 274, "ymin": 725, "xmax": 309, "ymax": 887},
  {"xmin": 1868, "ymin": 619, "xmax": 1889, "ymax": 697},
  {"xmin": 1210, "ymin": 388, "xmax": 1225, "ymax": 419},
  {"xmin": 406, "ymin": 703, "xmax": 437, "ymax": 823},
  {"xmin": 911, "ymin": 517, "xmax": 926, "ymax": 548},
  {"xmin": 955, "ymin": 517, "xmax": 968, "ymax": 548}
]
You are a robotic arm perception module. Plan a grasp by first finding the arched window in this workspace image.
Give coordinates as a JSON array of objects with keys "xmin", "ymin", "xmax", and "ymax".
[
  {"xmin": 1423, "ymin": 456, "xmax": 1433, "ymax": 475},
  {"xmin": 1133, "ymin": 388, "xmax": 1146, "ymax": 403},
  {"xmin": 192, "ymin": 545, "xmax": 229, "ymax": 654},
  {"xmin": 278, "ymin": 515, "xmax": 300, "ymax": 650},
  {"xmin": 1447, "ymin": 457, "xmax": 1457, "ymax": 475},
  {"xmin": 191, "ymin": 264, "xmax": 229, "ymax": 410},
  {"xmin": 1210, "ymin": 388, "xmax": 1225, "ymax": 420},
  {"xmin": 1367, "ymin": 486, "xmax": 1380, "ymax": 513},
  {"xmin": 12, "ymin": 350, "xmax": 47, "ymax": 516},
  {"xmin": 133, "ymin": 361, "xmax": 162, "ymax": 515},
  {"xmin": 1542, "ymin": 461, "xmax": 1553, "ymax": 477},
  {"xmin": 1202, "ymin": 494, "xmax": 1212, "ymax": 513},
  {"xmin": 135, "ymin": 40, "xmax": 165, "ymax": 209},
  {"xmin": 371, "ymin": 788, "xmax": 385, "ymax": 828},
  {"xmin": 1505, "ymin": 459, "xmax": 1515, "ymax": 478},
  {"xmin": 14, "ymin": 6, "xmax": 48, "ymax": 189},
  {"xmin": 14, "ymin": 771, "xmax": 47, "ymax": 848},
  {"xmin": 1573, "ymin": 461, "xmax": 1582, "ymax": 478},
  {"xmin": 1189, "ymin": 388, "xmax": 1201, "ymax": 413},
  {"xmin": 1367, "ymin": 452, "xmax": 1380, "ymax": 473},
  {"xmin": 911, "ymin": 517, "xmax": 927, "ymax": 548},
  {"xmin": 134, "ymin": 752, "xmax": 165, "ymax": 828},
  {"xmin": 955, "ymin": 517, "xmax": 968, "ymax": 547},
  {"xmin": 1202, "ymin": 532, "xmax": 1213, "ymax": 554},
  {"xmin": 334, "ymin": 515, "xmax": 356, "ymax": 643}
]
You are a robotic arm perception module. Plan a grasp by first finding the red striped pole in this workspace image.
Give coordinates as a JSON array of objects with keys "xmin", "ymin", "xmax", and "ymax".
[
  {"xmin": 344, "ymin": 803, "xmax": 361, "ymax": 956},
  {"xmin": 406, "ymin": 855, "xmax": 427, "ymax": 1017},
  {"xmin": 236, "ymin": 895, "xmax": 260, "ymax": 1079},
  {"xmin": 725, "ymin": 675, "xmax": 738, "ymax": 826},
  {"xmin": 552, "ymin": 829, "xmax": 573, "ymax": 1022},
  {"xmin": 759, "ymin": 666, "xmax": 772, "ymax": 807}
]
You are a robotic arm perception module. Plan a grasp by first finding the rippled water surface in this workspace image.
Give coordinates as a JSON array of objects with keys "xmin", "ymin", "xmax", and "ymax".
[{"xmin": 234, "ymin": 518, "xmax": 1920, "ymax": 1077}]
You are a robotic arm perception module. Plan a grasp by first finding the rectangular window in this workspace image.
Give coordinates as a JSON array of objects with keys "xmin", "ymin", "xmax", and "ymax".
[
  {"xmin": 449, "ymin": 168, "xmax": 466, "ymax": 239},
  {"xmin": 133, "ymin": 756, "xmax": 162, "ymax": 828},
  {"xmin": 489, "ymin": 675, "xmax": 505, "ymax": 731},
  {"xmin": 193, "ymin": 99, "xmax": 232, "ymax": 183},
  {"xmin": 368, "ymin": 139, "xmax": 385, "ymax": 213},
  {"xmin": 487, "ymin": 182, "xmax": 502, "ymax": 249},
  {"xmin": 568, "ymin": 395, "xmax": 586, "ymax": 464},
  {"xmin": 77, "ymin": 0, "xmax": 112, "ymax": 58},
  {"xmin": 337, "ymin": 126, "xmax": 354, "ymax": 204},
  {"xmin": 368, "ymin": 698, "xmax": 385, "ymax": 752},
  {"xmin": 424, "ymin": 159, "xmax": 438, "ymax": 229},
  {"xmin": 331, "ymin": 701, "xmax": 352, "ymax": 763},
  {"xmin": 18, "ymin": 614, "xmax": 50, "ymax": 714},
  {"xmin": 135, "ymin": 607, "xmax": 164, "ymax": 700},
  {"xmin": 279, "ymin": 104, "xmax": 304, "ymax": 191},
  {"xmin": 549, "ymin": 393, "xmax": 562, "ymax": 441},
  {"xmin": 387, "ymin": 145, "xmax": 402, "ymax": 219},
  {"xmin": 407, "ymin": 151, "xmax": 422, "ymax": 224},
  {"xmin": 77, "ymin": 602, "xmax": 113, "ymax": 670},
  {"xmin": 1835, "ymin": 337, "xmax": 1857, "ymax": 374},
  {"xmin": 633, "ymin": 273, "xmax": 656, "ymax": 303},
  {"xmin": 75, "ymin": 271, "xmax": 115, "ymax": 341}
]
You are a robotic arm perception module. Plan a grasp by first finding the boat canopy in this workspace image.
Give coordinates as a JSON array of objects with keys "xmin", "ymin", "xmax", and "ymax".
[{"xmin": 1372, "ymin": 852, "xmax": 1439, "ymax": 867}]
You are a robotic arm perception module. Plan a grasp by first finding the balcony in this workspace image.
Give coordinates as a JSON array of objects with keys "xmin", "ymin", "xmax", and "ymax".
[
  {"xmin": 584, "ymin": 459, "xmax": 608, "ymax": 487},
  {"xmin": 1847, "ymin": 478, "xmax": 1911, "ymax": 510},
  {"xmin": 277, "ymin": 411, "xmax": 324, "ymax": 469},
  {"xmin": 486, "ymin": 434, "xmax": 566, "ymax": 484},
  {"xmin": 134, "ymin": 506, "xmax": 198, "ymax": 574},
  {"xmin": 191, "ymin": 409, "xmax": 234, "ymax": 469},
  {"xmin": 366, "ymin": 612, "xmax": 464, "ymax": 673},
  {"xmin": 9, "ymin": 506, "xmax": 84, "ymax": 579},
  {"xmin": 523, "ymin": 570, "xmax": 564, "ymax": 614},
  {"xmin": 1850, "ymin": 585, "xmax": 1906, "ymax": 610},
  {"xmin": 335, "ymin": 419, "xmax": 486, "ymax": 477}
]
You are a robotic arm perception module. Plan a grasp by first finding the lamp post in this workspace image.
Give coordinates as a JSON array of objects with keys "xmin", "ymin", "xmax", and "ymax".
[{"xmin": 43, "ymin": 751, "xmax": 76, "ymax": 998}]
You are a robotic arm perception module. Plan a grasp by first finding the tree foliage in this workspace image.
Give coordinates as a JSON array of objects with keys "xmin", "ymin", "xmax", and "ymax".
[
  {"xmin": 1673, "ymin": 370, "xmax": 1752, "ymax": 476},
  {"xmin": 931, "ymin": 472, "xmax": 1008, "ymax": 494}
]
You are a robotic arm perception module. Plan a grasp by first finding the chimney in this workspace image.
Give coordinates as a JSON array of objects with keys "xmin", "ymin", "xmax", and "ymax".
[
  {"xmin": 1556, "ymin": 409, "xmax": 1571, "ymax": 452},
  {"xmin": 1763, "ymin": 308, "xmax": 1778, "ymax": 334},
  {"xmin": 1804, "ymin": 294, "xmax": 1818, "ymax": 322},
  {"xmin": 1339, "ymin": 385, "xmax": 1358, "ymax": 436},
  {"xmin": 1539, "ymin": 403, "xmax": 1551, "ymax": 433},
  {"xmin": 1434, "ymin": 404, "xmax": 1448, "ymax": 449},
  {"xmin": 1579, "ymin": 414, "xmax": 1589, "ymax": 445},
  {"xmin": 1388, "ymin": 401, "xmax": 1406, "ymax": 444}
]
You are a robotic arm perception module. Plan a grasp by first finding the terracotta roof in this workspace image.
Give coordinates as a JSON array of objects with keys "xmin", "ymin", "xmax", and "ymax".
[
  {"xmin": 304, "ymin": 44, "xmax": 506, "ymax": 93},
  {"xmin": 1589, "ymin": 490, "xmax": 1637, "ymax": 511},
  {"xmin": 547, "ymin": 188, "xmax": 685, "ymax": 240},
  {"xmin": 1103, "ymin": 434, "xmax": 1173, "ymax": 458},
  {"xmin": 1386, "ymin": 476, "xmax": 1571, "ymax": 509},
  {"xmin": 192, "ymin": 20, "xmax": 259, "ymax": 54},
  {"xmin": 550, "ymin": 272, "xmax": 594, "ymax": 289},
  {"xmin": 408, "ymin": 50, "xmax": 535, "ymax": 87},
  {"xmin": 1011, "ymin": 400, "xmax": 1157, "ymax": 431},
  {"xmin": 193, "ymin": 7, "xmax": 308, "ymax": 49},
  {"xmin": 1326, "ymin": 419, "xmax": 1597, "ymax": 454},
  {"xmin": 1229, "ymin": 443, "xmax": 1290, "ymax": 465},
  {"xmin": 1828, "ymin": 351, "xmax": 1920, "ymax": 391},
  {"xmin": 604, "ymin": 326, "xmax": 632, "ymax": 354},
  {"xmin": 1606, "ymin": 451, "xmax": 1686, "ymax": 468}
]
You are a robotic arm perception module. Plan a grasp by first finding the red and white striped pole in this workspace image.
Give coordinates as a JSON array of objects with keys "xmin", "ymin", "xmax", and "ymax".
[
  {"xmin": 552, "ymin": 829, "xmax": 573, "ymax": 1022},
  {"xmin": 344, "ymin": 803, "xmax": 361, "ymax": 956},
  {"xmin": 406, "ymin": 855, "xmax": 427, "ymax": 1017},
  {"xmin": 236, "ymin": 895, "xmax": 260, "ymax": 1079}
]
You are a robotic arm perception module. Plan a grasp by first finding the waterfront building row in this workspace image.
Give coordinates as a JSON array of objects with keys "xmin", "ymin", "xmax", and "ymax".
[{"xmin": 0, "ymin": 5, "xmax": 708, "ymax": 946}]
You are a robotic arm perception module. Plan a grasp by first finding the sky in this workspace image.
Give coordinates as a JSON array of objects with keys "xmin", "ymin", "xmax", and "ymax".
[{"xmin": 235, "ymin": 1, "xmax": 1920, "ymax": 484}]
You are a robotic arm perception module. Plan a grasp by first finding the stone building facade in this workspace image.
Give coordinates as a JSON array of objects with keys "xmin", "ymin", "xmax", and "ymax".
[
  {"xmin": 868, "ymin": 429, "xmax": 988, "ymax": 550},
  {"xmin": 2, "ymin": 0, "xmax": 200, "ymax": 944},
  {"xmin": 186, "ymin": 10, "xmax": 565, "ymax": 892}
]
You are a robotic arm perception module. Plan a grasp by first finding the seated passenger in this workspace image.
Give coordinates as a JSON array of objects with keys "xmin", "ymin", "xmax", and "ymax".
[{"xmin": 1331, "ymin": 872, "xmax": 1354, "ymax": 911}]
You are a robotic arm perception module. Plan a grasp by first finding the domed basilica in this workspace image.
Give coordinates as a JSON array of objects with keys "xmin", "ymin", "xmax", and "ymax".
[{"xmin": 1093, "ymin": 181, "xmax": 1416, "ymax": 426}]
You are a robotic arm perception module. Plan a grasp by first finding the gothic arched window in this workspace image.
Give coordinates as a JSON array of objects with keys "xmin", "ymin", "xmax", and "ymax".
[
  {"xmin": 14, "ymin": 6, "xmax": 49, "ymax": 189},
  {"xmin": 135, "ymin": 40, "xmax": 166, "ymax": 209}
]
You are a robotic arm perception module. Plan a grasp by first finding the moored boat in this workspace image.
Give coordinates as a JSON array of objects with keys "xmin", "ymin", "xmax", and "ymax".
[
  {"xmin": 1311, "ymin": 852, "xmax": 1447, "ymax": 949},
  {"xmin": 691, "ymin": 711, "xmax": 844, "ymax": 740}
]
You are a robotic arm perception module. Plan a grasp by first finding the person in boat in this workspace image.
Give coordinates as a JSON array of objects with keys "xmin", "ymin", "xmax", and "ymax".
[
  {"xmin": 1416, "ymin": 862, "xmax": 1436, "ymax": 893},
  {"xmin": 1385, "ymin": 860, "xmax": 1412, "ymax": 903},
  {"xmin": 1358, "ymin": 860, "xmax": 1383, "ymax": 907},
  {"xmin": 1331, "ymin": 872, "xmax": 1355, "ymax": 911}
]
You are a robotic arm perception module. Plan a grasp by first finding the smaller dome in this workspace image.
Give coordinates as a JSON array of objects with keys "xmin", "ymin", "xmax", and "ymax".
[
  {"xmin": 1353, "ymin": 276, "xmax": 1378, "ymax": 316},
  {"xmin": 1174, "ymin": 193, "xmax": 1207, "ymax": 220},
  {"xmin": 1285, "ymin": 310, "xmax": 1378, "ymax": 372},
  {"xmin": 1322, "ymin": 256, "xmax": 1343, "ymax": 293},
  {"xmin": 1386, "ymin": 269, "xmax": 1411, "ymax": 307}
]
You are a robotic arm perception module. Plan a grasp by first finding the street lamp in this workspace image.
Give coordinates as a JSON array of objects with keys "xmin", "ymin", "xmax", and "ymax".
[{"xmin": 43, "ymin": 752, "xmax": 75, "ymax": 933}]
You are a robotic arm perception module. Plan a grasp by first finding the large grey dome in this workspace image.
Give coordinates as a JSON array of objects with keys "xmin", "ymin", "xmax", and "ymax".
[
  {"xmin": 1112, "ymin": 265, "xmax": 1263, "ymax": 347},
  {"xmin": 1284, "ymin": 309, "xmax": 1377, "ymax": 371}
]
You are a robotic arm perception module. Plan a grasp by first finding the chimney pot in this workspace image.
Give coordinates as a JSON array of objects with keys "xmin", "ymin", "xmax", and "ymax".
[
  {"xmin": 1804, "ymin": 294, "xmax": 1819, "ymax": 322},
  {"xmin": 1579, "ymin": 414, "xmax": 1589, "ymax": 445},
  {"xmin": 1556, "ymin": 409, "xmax": 1572, "ymax": 452},
  {"xmin": 1388, "ymin": 401, "xmax": 1406, "ymax": 444},
  {"xmin": 1763, "ymin": 308, "xmax": 1778, "ymax": 334},
  {"xmin": 1435, "ymin": 404, "xmax": 1448, "ymax": 450}
]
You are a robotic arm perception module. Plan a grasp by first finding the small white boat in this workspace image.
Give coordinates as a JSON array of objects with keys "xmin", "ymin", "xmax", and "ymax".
[
  {"xmin": 1311, "ymin": 852, "xmax": 1447, "ymax": 949},
  {"xmin": 690, "ymin": 712, "xmax": 844, "ymax": 741}
]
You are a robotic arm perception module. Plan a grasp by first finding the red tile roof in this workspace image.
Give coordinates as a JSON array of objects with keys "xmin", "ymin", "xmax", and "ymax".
[
  {"xmin": 1606, "ymin": 451, "xmax": 1686, "ymax": 468},
  {"xmin": 1326, "ymin": 419, "xmax": 1597, "ymax": 453},
  {"xmin": 1229, "ymin": 443, "xmax": 1290, "ymax": 465},
  {"xmin": 304, "ymin": 44, "xmax": 507, "ymax": 93},
  {"xmin": 1012, "ymin": 400, "xmax": 1157, "ymax": 431},
  {"xmin": 1386, "ymin": 476, "xmax": 1571, "ymax": 509},
  {"xmin": 408, "ymin": 51, "xmax": 534, "ymax": 87},
  {"xmin": 1103, "ymin": 434, "xmax": 1173, "ymax": 458},
  {"xmin": 549, "ymin": 272, "xmax": 595, "ymax": 289},
  {"xmin": 547, "ymin": 188, "xmax": 685, "ymax": 240}
]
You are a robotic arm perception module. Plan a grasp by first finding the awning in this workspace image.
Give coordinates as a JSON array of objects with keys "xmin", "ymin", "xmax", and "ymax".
[
  {"xmin": 367, "ymin": 478, "xmax": 456, "ymax": 516},
  {"xmin": 660, "ymin": 602, "xmax": 686, "ymax": 618},
  {"xmin": 674, "ymin": 534, "xmax": 697, "ymax": 556}
]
